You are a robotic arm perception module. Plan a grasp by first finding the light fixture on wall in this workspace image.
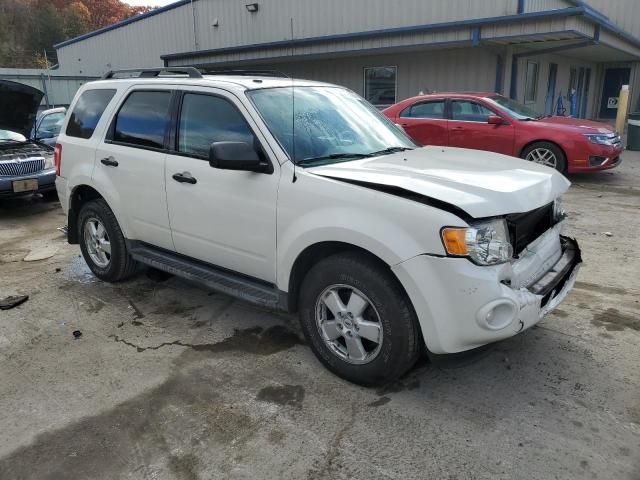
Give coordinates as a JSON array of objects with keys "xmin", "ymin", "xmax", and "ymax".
[{"xmin": 245, "ymin": 3, "xmax": 259, "ymax": 12}]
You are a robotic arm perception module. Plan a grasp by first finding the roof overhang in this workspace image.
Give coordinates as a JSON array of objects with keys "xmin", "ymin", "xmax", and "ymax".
[{"xmin": 162, "ymin": 5, "xmax": 640, "ymax": 66}]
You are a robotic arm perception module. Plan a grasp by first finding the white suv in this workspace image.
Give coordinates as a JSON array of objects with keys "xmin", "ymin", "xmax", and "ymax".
[{"xmin": 55, "ymin": 68, "xmax": 581, "ymax": 386}]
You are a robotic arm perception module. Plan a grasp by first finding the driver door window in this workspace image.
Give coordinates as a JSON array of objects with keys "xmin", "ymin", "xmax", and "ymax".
[{"xmin": 178, "ymin": 93, "xmax": 255, "ymax": 157}]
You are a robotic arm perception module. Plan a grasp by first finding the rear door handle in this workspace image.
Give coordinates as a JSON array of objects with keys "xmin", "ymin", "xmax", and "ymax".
[
  {"xmin": 100, "ymin": 157, "xmax": 118, "ymax": 167},
  {"xmin": 172, "ymin": 172, "xmax": 197, "ymax": 184}
]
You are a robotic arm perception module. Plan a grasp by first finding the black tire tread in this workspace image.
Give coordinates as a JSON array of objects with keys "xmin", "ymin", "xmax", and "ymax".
[
  {"xmin": 521, "ymin": 141, "xmax": 567, "ymax": 173},
  {"xmin": 298, "ymin": 251, "xmax": 421, "ymax": 386}
]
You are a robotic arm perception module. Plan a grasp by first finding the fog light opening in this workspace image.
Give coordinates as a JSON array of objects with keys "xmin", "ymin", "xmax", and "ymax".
[{"xmin": 476, "ymin": 299, "xmax": 518, "ymax": 331}]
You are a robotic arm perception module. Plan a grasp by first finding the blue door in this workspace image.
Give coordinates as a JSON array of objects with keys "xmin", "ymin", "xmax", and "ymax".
[{"xmin": 599, "ymin": 68, "xmax": 631, "ymax": 119}]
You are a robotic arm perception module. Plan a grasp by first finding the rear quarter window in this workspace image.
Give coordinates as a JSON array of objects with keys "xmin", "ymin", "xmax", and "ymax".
[
  {"xmin": 112, "ymin": 91, "xmax": 172, "ymax": 150},
  {"xmin": 66, "ymin": 89, "xmax": 116, "ymax": 139}
]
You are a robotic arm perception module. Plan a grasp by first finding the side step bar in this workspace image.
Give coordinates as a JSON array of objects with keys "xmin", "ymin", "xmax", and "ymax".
[{"xmin": 128, "ymin": 242, "xmax": 285, "ymax": 310}]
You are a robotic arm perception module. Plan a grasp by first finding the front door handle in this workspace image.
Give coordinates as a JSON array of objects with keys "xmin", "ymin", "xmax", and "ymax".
[
  {"xmin": 172, "ymin": 172, "xmax": 197, "ymax": 184},
  {"xmin": 100, "ymin": 157, "xmax": 118, "ymax": 167},
  {"xmin": 451, "ymin": 126, "xmax": 464, "ymax": 130}
]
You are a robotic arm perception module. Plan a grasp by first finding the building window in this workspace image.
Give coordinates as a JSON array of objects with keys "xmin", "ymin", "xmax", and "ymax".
[
  {"xmin": 524, "ymin": 61, "xmax": 539, "ymax": 104},
  {"xmin": 364, "ymin": 66, "xmax": 397, "ymax": 107}
]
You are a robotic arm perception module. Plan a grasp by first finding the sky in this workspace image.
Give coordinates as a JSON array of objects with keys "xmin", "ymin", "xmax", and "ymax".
[{"xmin": 124, "ymin": 0, "xmax": 176, "ymax": 6}]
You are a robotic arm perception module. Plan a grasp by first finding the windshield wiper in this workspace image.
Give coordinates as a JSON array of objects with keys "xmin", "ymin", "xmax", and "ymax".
[
  {"xmin": 367, "ymin": 146, "xmax": 414, "ymax": 156},
  {"xmin": 297, "ymin": 153, "xmax": 373, "ymax": 166},
  {"xmin": 297, "ymin": 146, "xmax": 414, "ymax": 166}
]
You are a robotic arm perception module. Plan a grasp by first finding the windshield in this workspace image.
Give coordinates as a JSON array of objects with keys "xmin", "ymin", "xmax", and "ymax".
[
  {"xmin": 485, "ymin": 95, "xmax": 541, "ymax": 120},
  {"xmin": 247, "ymin": 86, "xmax": 415, "ymax": 166}
]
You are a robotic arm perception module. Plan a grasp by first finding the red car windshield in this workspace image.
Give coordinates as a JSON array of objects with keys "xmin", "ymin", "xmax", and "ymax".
[{"xmin": 485, "ymin": 95, "xmax": 541, "ymax": 120}]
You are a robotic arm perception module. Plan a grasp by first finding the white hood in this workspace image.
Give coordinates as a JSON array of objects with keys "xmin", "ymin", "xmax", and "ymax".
[{"xmin": 307, "ymin": 146, "xmax": 570, "ymax": 218}]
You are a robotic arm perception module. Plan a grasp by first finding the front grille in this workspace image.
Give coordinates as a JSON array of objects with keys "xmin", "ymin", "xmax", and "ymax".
[
  {"xmin": 0, "ymin": 157, "xmax": 45, "ymax": 176},
  {"xmin": 506, "ymin": 203, "xmax": 555, "ymax": 256}
]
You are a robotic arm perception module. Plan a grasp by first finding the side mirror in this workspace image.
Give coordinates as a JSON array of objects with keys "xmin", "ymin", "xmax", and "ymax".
[
  {"xmin": 487, "ymin": 115, "xmax": 504, "ymax": 125},
  {"xmin": 209, "ymin": 141, "xmax": 264, "ymax": 172}
]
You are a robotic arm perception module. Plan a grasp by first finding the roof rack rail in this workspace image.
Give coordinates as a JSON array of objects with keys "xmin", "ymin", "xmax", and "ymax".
[
  {"xmin": 200, "ymin": 69, "xmax": 289, "ymax": 78},
  {"xmin": 101, "ymin": 67, "xmax": 203, "ymax": 79}
]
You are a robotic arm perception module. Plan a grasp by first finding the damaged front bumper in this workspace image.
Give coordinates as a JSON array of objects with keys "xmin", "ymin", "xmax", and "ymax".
[
  {"xmin": 512, "ymin": 236, "xmax": 581, "ymax": 329},
  {"xmin": 391, "ymin": 225, "xmax": 582, "ymax": 354}
]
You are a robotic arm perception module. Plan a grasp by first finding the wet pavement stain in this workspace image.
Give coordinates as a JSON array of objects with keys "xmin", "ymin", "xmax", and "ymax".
[
  {"xmin": 574, "ymin": 281, "xmax": 627, "ymax": 296},
  {"xmin": 0, "ymin": 369, "xmax": 253, "ymax": 480},
  {"xmin": 376, "ymin": 377, "xmax": 421, "ymax": 396},
  {"xmin": 110, "ymin": 325, "xmax": 303, "ymax": 355},
  {"xmin": 168, "ymin": 452, "xmax": 200, "ymax": 480},
  {"xmin": 256, "ymin": 385, "xmax": 305, "ymax": 408},
  {"xmin": 591, "ymin": 308, "xmax": 639, "ymax": 331},
  {"xmin": 151, "ymin": 299, "xmax": 202, "ymax": 318}
]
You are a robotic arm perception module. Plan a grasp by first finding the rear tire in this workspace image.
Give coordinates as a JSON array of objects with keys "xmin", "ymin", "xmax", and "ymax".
[
  {"xmin": 521, "ymin": 141, "xmax": 567, "ymax": 173},
  {"xmin": 298, "ymin": 252, "xmax": 421, "ymax": 386},
  {"xmin": 78, "ymin": 199, "xmax": 138, "ymax": 282}
]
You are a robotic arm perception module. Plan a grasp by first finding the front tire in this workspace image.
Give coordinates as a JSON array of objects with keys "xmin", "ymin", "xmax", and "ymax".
[
  {"xmin": 521, "ymin": 141, "xmax": 567, "ymax": 172},
  {"xmin": 298, "ymin": 252, "xmax": 421, "ymax": 386},
  {"xmin": 78, "ymin": 199, "xmax": 138, "ymax": 282}
]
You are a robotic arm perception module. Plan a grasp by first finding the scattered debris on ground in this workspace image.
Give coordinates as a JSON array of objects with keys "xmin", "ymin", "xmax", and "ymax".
[
  {"xmin": 0, "ymin": 295, "xmax": 29, "ymax": 310},
  {"xmin": 23, "ymin": 245, "xmax": 58, "ymax": 262}
]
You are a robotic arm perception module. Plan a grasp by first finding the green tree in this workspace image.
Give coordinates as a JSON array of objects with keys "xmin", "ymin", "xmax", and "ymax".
[{"xmin": 27, "ymin": 2, "xmax": 64, "ymax": 64}]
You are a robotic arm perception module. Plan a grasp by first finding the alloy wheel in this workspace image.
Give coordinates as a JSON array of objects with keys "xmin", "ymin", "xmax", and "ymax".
[
  {"xmin": 315, "ymin": 284, "xmax": 383, "ymax": 364},
  {"xmin": 84, "ymin": 217, "xmax": 111, "ymax": 268},
  {"xmin": 526, "ymin": 147, "xmax": 558, "ymax": 168}
]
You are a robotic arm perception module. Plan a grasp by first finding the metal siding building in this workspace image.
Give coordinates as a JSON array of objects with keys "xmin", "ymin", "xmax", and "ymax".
[
  {"xmin": 54, "ymin": 0, "xmax": 640, "ymax": 121},
  {"xmin": 0, "ymin": 68, "xmax": 96, "ymax": 108}
]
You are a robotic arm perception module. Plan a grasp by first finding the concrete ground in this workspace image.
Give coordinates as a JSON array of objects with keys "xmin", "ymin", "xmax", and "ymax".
[{"xmin": 0, "ymin": 155, "xmax": 638, "ymax": 480}]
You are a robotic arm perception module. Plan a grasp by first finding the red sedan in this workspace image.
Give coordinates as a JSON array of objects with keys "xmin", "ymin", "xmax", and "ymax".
[{"xmin": 383, "ymin": 93, "xmax": 623, "ymax": 173}]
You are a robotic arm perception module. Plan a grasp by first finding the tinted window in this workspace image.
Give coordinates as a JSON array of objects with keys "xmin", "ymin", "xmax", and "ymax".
[
  {"xmin": 401, "ymin": 100, "xmax": 445, "ymax": 119},
  {"xmin": 451, "ymin": 100, "xmax": 493, "ymax": 122},
  {"xmin": 364, "ymin": 66, "xmax": 396, "ymax": 107},
  {"xmin": 178, "ymin": 93, "xmax": 254, "ymax": 157},
  {"xmin": 113, "ymin": 91, "xmax": 171, "ymax": 149},
  {"xmin": 66, "ymin": 89, "xmax": 116, "ymax": 139}
]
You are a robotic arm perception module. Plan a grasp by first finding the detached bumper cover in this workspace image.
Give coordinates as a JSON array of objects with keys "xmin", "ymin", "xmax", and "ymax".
[
  {"xmin": 392, "ymin": 232, "xmax": 582, "ymax": 354},
  {"xmin": 528, "ymin": 236, "xmax": 581, "ymax": 313}
]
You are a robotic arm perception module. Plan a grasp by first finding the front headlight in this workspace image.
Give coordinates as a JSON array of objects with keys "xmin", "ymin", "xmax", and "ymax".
[
  {"xmin": 441, "ymin": 219, "xmax": 513, "ymax": 265},
  {"xmin": 44, "ymin": 154, "xmax": 54, "ymax": 169},
  {"xmin": 585, "ymin": 133, "xmax": 617, "ymax": 146}
]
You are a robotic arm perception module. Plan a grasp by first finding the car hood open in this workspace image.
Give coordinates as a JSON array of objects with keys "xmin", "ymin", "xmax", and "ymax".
[
  {"xmin": 0, "ymin": 80, "xmax": 44, "ymax": 138},
  {"xmin": 306, "ymin": 146, "xmax": 570, "ymax": 218}
]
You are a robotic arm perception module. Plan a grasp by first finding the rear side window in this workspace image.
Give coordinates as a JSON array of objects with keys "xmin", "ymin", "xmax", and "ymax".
[
  {"xmin": 66, "ymin": 89, "xmax": 116, "ymax": 139},
  {"xmin": 178, "ymin": 93, "xmax": 254, "ymax": 157},
  {"xmin": 400, "ymin": 100, "xmax": 445, "ymax": 119},
  {"xmin": 113, "ymin": 91, "xmax": 171, "ymax": 149}
]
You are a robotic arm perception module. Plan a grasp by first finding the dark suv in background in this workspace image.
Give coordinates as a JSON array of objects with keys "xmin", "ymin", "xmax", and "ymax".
[{"xmin": 0, "ymin": 80, "xmax": 58, "ymax": 198}]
